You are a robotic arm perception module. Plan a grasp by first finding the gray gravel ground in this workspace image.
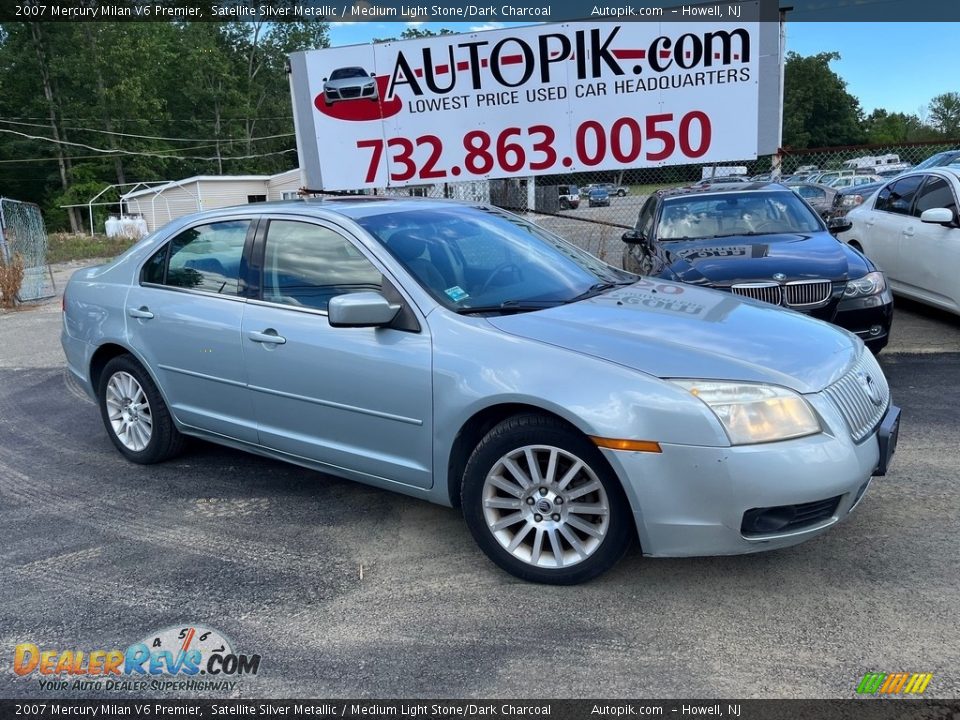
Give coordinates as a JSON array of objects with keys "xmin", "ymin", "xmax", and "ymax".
[{"xmin": 0, "ymin": 261, "xmax": 958, "ymax": 700}]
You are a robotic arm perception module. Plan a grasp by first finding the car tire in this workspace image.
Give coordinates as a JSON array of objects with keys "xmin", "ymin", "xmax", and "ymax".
[
  {"xmin": 617, "ymin": 190, "xmax": 626, "ymax": 197},
  {"xmin": 559, "ymin": 199, "xmax": 570, "ymax": 210},
  {"xmin": 98, "ymin": 355, "xmax": 184, "ymax": 465},
  {"xmin": 461, "ymin": 414, "xmax": 632, "ymax": 585}
]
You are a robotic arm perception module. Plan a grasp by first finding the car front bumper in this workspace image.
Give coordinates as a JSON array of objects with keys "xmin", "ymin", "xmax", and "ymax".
[
  {"xmin": 600, "ymin": 399, "xmax": 899, "ymax": 557},
  {"xmin": 833, "ymin": 289, "xmax": 894, "ymax": 350}
]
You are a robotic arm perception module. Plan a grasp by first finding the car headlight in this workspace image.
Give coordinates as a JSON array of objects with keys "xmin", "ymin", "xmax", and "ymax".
[
  {"xmin": 844, "ymin": 271, "xmax": 885, "ymax": 298},
  {"xmin": 669, "ymin": 380, "xmax": 821, "ymax": 445}
]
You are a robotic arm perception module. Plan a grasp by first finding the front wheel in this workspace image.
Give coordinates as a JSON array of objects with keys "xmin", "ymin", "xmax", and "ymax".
[
  {"xmin": 98, "ymin": 355, "xmax": 184, "ymax": 464},
  {"xmin": 462, "ymin": 414, "xmax": 632, "ymax": 584}
]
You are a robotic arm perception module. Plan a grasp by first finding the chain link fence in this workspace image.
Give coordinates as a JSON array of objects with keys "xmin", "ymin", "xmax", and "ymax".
[
  {"xmin": 356, "ymin": 139, "xmax": 960, "ymax": 268},
  {"xmin": 0, "ymin": 198, "xmax": 56, "ymax": 303}
]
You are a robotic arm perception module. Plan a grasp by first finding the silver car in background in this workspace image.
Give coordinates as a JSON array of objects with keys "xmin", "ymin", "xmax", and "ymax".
[
  {"xmin": 61, "ymin": 199, "xmax": 900, "ymax": 584},
  {"xmin": 322, "ymin": 66, "xmax": 378, "ymax": 105}
]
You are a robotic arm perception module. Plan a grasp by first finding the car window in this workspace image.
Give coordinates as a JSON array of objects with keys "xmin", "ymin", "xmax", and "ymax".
[
  {"xmin": 875, "ymin": 175, "xmax": 924, "ymax": 215},
  {"xmin": 636, "ymin": 196, "xmax": 656, "ymax": 237},
  {"xmin": 656, "ymin": 190, "xmax": 822, "ymax": 240},
  {"xmin": 262, "ymin": 220, "xmax": 382, "ymax": 312},
  {"xmin": 913, "ymin": 176, "xmax": 958, "ymax": 219},
  {"xmin": 795, "ymin": 186, "xmax": 825, "ymax": 200},
  {"xmin": 161, "ymin": 220, "xmax": 250, "ymax": 294}
]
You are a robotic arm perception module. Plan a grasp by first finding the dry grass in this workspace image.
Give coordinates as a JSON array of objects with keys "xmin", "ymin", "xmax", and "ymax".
[
  {"xmin": 0, "ymin": 252, "xmax": 25, "ymax": 309},
  {"xmin": 46, "ymin": 233, "xmax": 137, "ymax": 264}
]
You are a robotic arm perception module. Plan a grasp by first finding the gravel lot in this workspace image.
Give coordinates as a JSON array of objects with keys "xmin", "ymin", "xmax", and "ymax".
[{"xmin": 1, "ymin": 260, "xmax": 958, "ymax": 699}]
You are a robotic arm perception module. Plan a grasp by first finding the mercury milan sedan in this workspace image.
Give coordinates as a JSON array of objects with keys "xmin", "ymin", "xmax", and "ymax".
[
  {"xmin": 62, "ymin": 199, "xmax": 900, "ymax": 584},
  {"xmin": 622, "ymin": 184, "xmax": 894, "ymax": 353}
]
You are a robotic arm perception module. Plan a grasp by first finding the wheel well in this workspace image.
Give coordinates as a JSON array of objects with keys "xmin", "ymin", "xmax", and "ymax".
[
  {"xmin": 89, "ymin": 344, "xmax": 131, "ymax": 393},
  {"xmin": 446, "ymin": 403, "xmax": 590, "ymax": 508}
]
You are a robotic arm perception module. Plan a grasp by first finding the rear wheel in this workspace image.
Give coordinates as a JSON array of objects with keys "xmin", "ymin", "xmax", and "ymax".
[
  {"xmin": 98, "ymin": 355, "xmax": 183, "ymax": 464},
  {"xmin": 462, "ymin": 414, "xmax": 632, "ymax": 584}
]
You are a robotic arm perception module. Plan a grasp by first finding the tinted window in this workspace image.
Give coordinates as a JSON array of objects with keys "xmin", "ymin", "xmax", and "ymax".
[
  {"xmin": 165, "ymin": 220, "xmax": 249, "ymax": 294},
  {"xmin": 794, "ymin": 186, "xmax": 825, "ymax": 201},
  {"xmin": 637, "ymin": 197, "xmax": 656, "ymax": 237},
  {"xmin": 262, "ymin": 220, "xmax": 382, "ymax": 311},
  {"xmin": 875, "ymin": 175, "xmax": 923, "ymax": 215},
  {"xmin": 914, "ymin": 176, "xmax": 958, "ymax": 219},
  {"xmin": 142, "ymin": 245, "xmax": 167, "ymax": 284}
]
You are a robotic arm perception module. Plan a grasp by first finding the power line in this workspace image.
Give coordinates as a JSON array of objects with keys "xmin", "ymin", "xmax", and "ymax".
[
  {"xmin": 0, "ymin": 128, "xmax": 296, "ymax": 161},
  {"xmin": 0, "ymin": 119, "xmax": 295, "ymax": 144}
]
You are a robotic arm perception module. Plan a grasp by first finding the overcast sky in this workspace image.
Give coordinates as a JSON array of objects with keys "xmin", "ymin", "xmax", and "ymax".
[{"xmin": 328, "ymin": 21, "xmax": 955, "ymax": 118}]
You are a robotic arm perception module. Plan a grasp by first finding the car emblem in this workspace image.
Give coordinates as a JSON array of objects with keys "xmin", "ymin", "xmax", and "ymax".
[
  {"xmin": 857, "ymin": 371, "xmax": 883, "ymax": 406},
  {"xmin": 536, "ymin": 499, "xmax": 553, "ymax": 514},
  {"xmin": 773, "ymin": 273, "xmax": 787, "ymax": 282}
]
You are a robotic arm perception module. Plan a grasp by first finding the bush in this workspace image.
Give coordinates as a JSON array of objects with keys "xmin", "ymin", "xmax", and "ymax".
[{"xmin": 0, "ymin": 252, "xmax": 25, "ymax": 309}]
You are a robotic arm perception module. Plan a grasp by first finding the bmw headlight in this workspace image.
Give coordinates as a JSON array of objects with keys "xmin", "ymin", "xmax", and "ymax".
[
  {"xmin": 844, "ymin": 271, "xmax": 886, "ymax": 298},
  {"xmin": 670, "ymin": 380, "xmax": 821, "ymax": 445}
]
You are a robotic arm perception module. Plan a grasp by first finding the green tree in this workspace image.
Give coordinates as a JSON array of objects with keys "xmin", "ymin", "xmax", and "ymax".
[
  {"xmin": 782, "ymin": 51, "xmax": 866, "ymax": 149},
  {"xmin": 928, "ymin": 92, "xmax": 960, "ymax": 137},
  {"xmin": 863, "ymin": 108, "xmax": 929, "ymax": 144}
]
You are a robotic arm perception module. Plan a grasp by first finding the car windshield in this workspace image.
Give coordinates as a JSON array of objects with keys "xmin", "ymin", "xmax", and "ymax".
[
  {"xmin": 913, "ymin": 151, "xmax": 960, "ymax": 170},
  {"xmin": 656, "ymin": 191, "xmax": 824, "ymax": 240},
  {"xmin": 330, "ymin": 67, "xmax": 367, "ymax": 80},
  {"xmin": 356, "ymin": 206, "xmax": 632, "ymax": 312}
]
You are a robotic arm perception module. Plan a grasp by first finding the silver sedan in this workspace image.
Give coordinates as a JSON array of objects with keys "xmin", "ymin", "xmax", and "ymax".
[{"xmin": 62, "ymin": 199, "xmax": 900, "ymax": 584}]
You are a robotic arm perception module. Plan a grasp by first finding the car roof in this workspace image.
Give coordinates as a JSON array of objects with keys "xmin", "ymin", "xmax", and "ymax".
[
  {"xmin": 660, "ymin": 182, "xmax": 789, "ymax": 200},
  {"xmin": 162, "ymin": 197, "xmax": 485, "ymax": 228}
]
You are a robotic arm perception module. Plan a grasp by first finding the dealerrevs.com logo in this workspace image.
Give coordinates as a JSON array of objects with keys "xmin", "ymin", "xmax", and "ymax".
[{"xmin": 13, "ymin": 625, "xmax": 261, "ymax": 693}]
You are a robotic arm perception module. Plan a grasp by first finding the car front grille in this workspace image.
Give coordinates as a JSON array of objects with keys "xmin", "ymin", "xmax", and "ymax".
[
  {"xmin": 731, "ymin": 282, "xmax": 782, "ymax": 304},
  {"xmin": 822, "ymin": 350, "xmax": 890, "ymax": 443},
  {"xmin": 341, "ymin": 87, "xmax": 361, "ymax": 99},
  {"xmin": 741, "ymin": 495, "xmax": 842, "ymax": 536},
  {"xmin": 784, "ymin": 279, "xmax": 833, "ymax": 307}
]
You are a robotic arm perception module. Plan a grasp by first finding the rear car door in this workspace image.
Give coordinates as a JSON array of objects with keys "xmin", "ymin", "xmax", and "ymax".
[
  {"xmin": 126, "ymin": 217, "xmax": 258, "ymax": 442},
  {"xmin": 862, "ymin": 176, "xmax": 924, "ymax": 278},
  {"xmin": 241, "ymin": 217, "xmax": 434, "ymax": 489},
  {"xmin": 897, "ymin": 174, "xmax": 960, "ymax": 311}
]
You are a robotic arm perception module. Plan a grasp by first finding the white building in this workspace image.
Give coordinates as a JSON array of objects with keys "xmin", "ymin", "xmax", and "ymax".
[{"xmin": 121, "ymin": 169, "xmax": 302, "ymax": 232}]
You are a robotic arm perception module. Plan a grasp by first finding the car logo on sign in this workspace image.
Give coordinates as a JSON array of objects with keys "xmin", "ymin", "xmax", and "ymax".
[
  {"xmin": 857, "ymin": 371, "xmax": 883, "ymax": 406},
  {"xmin": 773, "ymin": 273, "xmax": 787, "ymax": 281}
]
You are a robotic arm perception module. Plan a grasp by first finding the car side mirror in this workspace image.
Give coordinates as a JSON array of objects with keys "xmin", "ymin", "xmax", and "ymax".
[
  {"xmin": 328, "ymin": 292, "xmax": 400, "ymax": 328},
  {"xmin": 322, "ymin": 77, "xmax": 328, "ymax": 82},
  {"xmin": 370, "ymin": 72, "xmax": 376, "ymax": 77},
  {"xmin": 621, "ymin": 230, "xmax": 646, "ymax": 244},
  {"xmin": 920, "ymin": 207, "xmax": 954, "ymax": 226},
  {"xmin": 827, "ymin": 217, "xmax": 852, "ymax": 235}
]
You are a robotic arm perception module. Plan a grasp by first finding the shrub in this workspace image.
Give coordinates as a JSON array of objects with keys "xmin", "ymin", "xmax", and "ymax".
[{"xmin": 0, "ymin": 252, "xmax": 24, "ymax": 309}]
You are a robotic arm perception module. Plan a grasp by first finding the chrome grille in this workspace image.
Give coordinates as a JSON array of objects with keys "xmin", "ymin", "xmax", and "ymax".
[
  {"xmin": 785, "ymin": 280, "xmax": 833, "ymax": 307},
  {"xmin": 731, "ymin": 283, "xmax": 782, "ymax": 305},
  {"xmin": 822, "ymin": 351, "xmax": 890, "ymax": 443}
]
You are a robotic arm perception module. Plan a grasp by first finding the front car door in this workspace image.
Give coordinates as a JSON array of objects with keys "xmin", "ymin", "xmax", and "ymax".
[
  {"xmin": 241, "ymin": 217, "xmax": 434, "ymax": 490},
  {"xmin": 126, "ymin": 217, "xmax": 258, "ymax": 443},
  {"xmin": 897, "ymin": 173, "xmax": 960, "ymax": 312},
  {"xmin": 862, "ymin": 175, "xmax": 925, "ymax": 277}
]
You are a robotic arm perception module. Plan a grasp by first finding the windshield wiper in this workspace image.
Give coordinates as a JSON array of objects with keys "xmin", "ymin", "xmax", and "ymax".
[
  {"xmin": 455, "ymin": 299, "xmax": 564, "ymax": 315},
  {"xmin": 565, "ymin": 280, "xmax": 634, "ymax": 303}
]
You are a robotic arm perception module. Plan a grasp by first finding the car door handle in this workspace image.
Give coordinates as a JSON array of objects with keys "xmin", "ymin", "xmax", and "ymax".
[
  {"xmin": 903, "ymin": 227, "xmax": 915, "ymax": 237},
  {"xmin": 128, "ymin": 306, "xmax": 154, "ymax": 319},
  {"xmin": 248, "ymin": 329, "xmax": 286, "ymax": 345}
]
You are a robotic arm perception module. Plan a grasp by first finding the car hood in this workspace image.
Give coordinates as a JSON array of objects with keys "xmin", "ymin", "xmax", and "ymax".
[
  {"xmin": 487, "ymin": 281, "xmax": 858, "ymax": 393},
  {"xmin": 662, "ymin": 232, "xmax": 848, "ymax": 285}
]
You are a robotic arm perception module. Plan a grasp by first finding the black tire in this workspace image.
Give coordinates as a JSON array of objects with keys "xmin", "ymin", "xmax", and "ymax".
[
  {"xmin": 98, "ymin": 354, "xmax": 184, "ymax": 465},
  {"xmin": 559, "ymin": 199, "xmax": 570, "ymax": 210},
  {"xmin": 461, "ymin": 413, "xmax": 632, "ymax": 584},
  {"xmin": 617, "ymin": 189, "xmax": 626, "ymax": 197}
]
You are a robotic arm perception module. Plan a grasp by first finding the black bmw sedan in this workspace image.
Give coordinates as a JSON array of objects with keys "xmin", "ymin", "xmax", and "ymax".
[{"xmin": 622, "ymin": 183, "xmax": 893, "ymax": 352}]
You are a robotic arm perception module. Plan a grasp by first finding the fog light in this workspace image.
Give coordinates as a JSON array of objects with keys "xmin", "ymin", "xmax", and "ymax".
[{"xmin": 869, "ymin": 325, "xmax": 882, "ymax": 336}]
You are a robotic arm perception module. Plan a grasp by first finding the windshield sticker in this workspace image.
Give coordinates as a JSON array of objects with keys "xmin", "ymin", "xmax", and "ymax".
[{"xmin": 445, "ymin": 286, "xmax": 469, "ymax": 302}]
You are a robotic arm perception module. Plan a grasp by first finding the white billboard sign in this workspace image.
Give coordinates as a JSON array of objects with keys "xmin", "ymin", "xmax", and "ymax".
[{"xmin": 289, "ymin": 16, "xmax": 780, "ymax": 191}]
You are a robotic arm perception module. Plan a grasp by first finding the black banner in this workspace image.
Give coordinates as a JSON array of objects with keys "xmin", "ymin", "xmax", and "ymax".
[
  {"xmin": 2, "ymin": 700, "xmax": 960, "ymax": 720},
  {"xmin": 3, "ymin": 0, "xmax": 959, "ymax": 23}
]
